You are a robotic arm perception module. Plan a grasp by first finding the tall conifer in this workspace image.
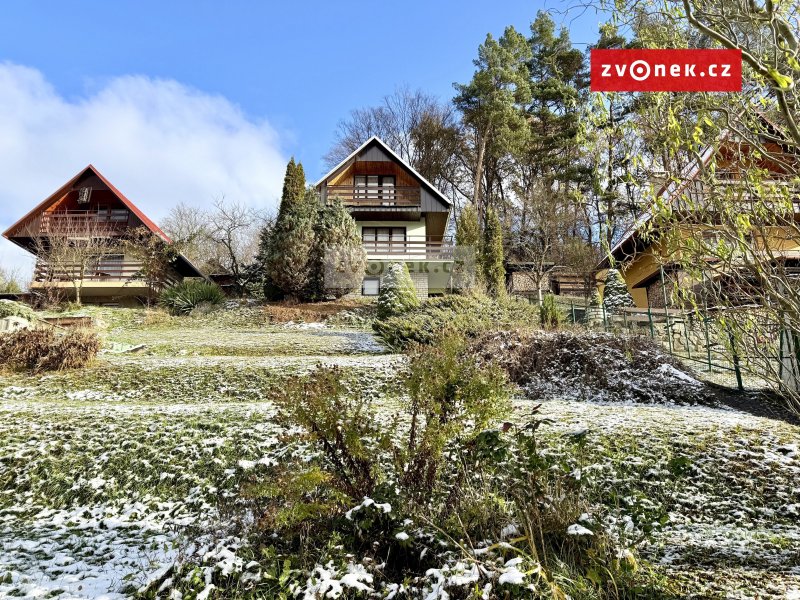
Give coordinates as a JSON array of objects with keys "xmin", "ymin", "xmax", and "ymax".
[{"xmin": 266, "ymin": 159, "xmax": 316, "ymax": 300}]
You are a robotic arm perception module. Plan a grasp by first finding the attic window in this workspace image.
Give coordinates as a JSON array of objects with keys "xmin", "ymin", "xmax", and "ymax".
[
  {"xmin": 77, "ymin": 186, "xmax": 92, "ymax": 204},
  {"xmin": 354, "ymin": 175, "xmax": 396, "ymax": 203}
]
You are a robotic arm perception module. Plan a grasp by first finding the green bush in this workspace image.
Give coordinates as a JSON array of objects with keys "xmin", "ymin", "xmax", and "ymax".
[
  {"xmin": 539, "ymin": 293, "xmax": 565, "ymax": 329},
  {"xmin": 373, "ymin": 293, "xmax": 539, "ymax": 349},
  {"xmin": 376, "ymin": 262, "xmax": 419, "ymax": 319},
  {"xmin": 159, "ymin": 280, "xmax": 225, "ymax": 315},
  {"xmin": 0, "ymin": 299, "xmax": 36, "ymax": 321},
  {"xmin": 603, "ymin": 268, "xmax": 634, "ymax": 314}
]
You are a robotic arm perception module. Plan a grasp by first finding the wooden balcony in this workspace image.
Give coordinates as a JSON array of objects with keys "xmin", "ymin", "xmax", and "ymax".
[
  {"xmin": 326, "ymin": 185, "xmax": 420, "ymax": 207},
  {"xmin": 362, "ymin": 236, "xmax": 454, "ymax": 260},
  {"xmin": 32, "ymin": 260, "xmax": 179, "ymax": 285},
  {"xmin": 37, "ymin": 210, "xmax": 131, "ymax": 236}
]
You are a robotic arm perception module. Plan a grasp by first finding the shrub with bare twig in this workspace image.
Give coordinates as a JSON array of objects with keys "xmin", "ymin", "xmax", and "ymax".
[{"xmin": 0, "ymin": 329, "xmax": 101, "ymax": 373}]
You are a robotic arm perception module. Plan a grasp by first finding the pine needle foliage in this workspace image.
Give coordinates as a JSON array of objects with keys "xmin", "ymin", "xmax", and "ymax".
[
  {"xmin": 602, "ymin": 268, "xmax": 634, "ymax": 314},
  {"xmin": 481, "ymin": 207, "xmax": 506, "ymax": 297},
  {"xmin": 306, "ymin": 197, "xmax": 367, "ymax": 300},
  {"xmin": 266, "ymin": 161, "xmax": 317, "ymax": 300},
  {"xmin": 377, "ymin": 262, "xmax": 419, "ymax": 320}
]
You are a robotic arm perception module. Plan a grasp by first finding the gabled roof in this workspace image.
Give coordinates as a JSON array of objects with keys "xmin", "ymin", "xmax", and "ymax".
[
  {"xmin": 2, "ymin": 164, "xmax": 171, "ymax": 243},
  {"xmin": 3, "ymin": 165, "xmax": 206, "ymax": 279},
  {"xmin": 315, "ymin": 136, "xmax": 452, "ymax": 206}
]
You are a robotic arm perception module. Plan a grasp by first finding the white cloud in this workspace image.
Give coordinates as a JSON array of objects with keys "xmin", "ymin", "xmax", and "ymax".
[{"xmin": 0, "ymin": 62, "xmax": 288, "ymax": 284}]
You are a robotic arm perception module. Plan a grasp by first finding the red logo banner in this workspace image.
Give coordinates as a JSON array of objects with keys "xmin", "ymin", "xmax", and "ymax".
[{"xmin": 590, "ymin": 49, "xmax": 742, "ymax": 92}]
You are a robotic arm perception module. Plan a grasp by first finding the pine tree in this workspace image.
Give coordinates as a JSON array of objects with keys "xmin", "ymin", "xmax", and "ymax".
[
  {"xmin": 377, "ymin": 262, "xmax": 419, "ymax": 319},
  {"xmin": 277, "ymin": 157, "xmax": 306, "ymax": 214},
  {"xmin": 307, "ymin": 197, "xmax": 367, "ymax": 300},
  {"xmin": 481, "ymin": 207, "xmax": 506, "ymax": 297},
  {"xmin": 602, "ymin": 268, "xmax": 634, "ymax": 314},
  {"xmin": 250, "ymin": 224, "xmax": 282, "ymax": 300},
  {"xmin": 266, "ymin": 160, "xmax": 316, "ymax": 300},
  {"xmin": 454, "ymin": 26, "xmax": 532, "ymax": 225}
]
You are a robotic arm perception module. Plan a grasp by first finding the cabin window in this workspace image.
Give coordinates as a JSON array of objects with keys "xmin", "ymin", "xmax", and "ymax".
[
  {"xmin": 354, "ymin": 175, "xmax": 396, "ymax": 201},
  {"xmin": 93, "ymin": 254, "xmax": 124, "ymax": 277},
  {"xmin": 362, "ymin": 227, "xmax": 406, "ymax": 252},
  {"xmin": 362, "ymin": 277, "xmax": 380, "ymax": 296},
  {"xmin": 381, "ymin": 176, "xmax": 396, "ymax": 203},
  {"xmin": 94, "ymin": 207, "xmax": 129, "ymax": 222}
]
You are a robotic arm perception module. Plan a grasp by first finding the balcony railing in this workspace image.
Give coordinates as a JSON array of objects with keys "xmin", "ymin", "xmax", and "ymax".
[
  {"xmin": 32, "ymin": 260, "xmax": 179, "ymax": 284},
  {"xmin": 37, "ymin": 210, "xmax": 131, "ymax": 236},
  {"xmin": 327, "ymin": 185, "xmax": 420, "ymax": 207},
  {"xmin": 362, "ymin": 236, "xmax": 454, "ymax": 260}
]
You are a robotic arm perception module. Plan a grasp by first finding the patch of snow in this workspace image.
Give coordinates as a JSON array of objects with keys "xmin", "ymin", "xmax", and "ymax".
[
  {"xmin": 656, "ymin": 363, "xmax": 701, "ymax": 386},
  {"xmin": 567, "ymin": 524, "xmax": 594, "ymax": 536}
]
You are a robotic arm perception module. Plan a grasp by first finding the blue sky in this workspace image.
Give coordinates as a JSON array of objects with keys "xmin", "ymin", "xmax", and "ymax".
[{"xmin": 0, "ymin": 0, "xmax": 604, "ymax": 276}]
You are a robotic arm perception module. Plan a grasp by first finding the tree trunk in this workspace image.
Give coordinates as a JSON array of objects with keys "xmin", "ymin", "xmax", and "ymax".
[{"xmin": 473, "ymin": 127, "xmax": 490, "ymax": 228}]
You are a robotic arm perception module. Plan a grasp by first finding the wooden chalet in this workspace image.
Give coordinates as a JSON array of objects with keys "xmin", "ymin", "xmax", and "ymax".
[
  {"xmin": 316, "ymin": 136, "xmax": 454, "ymax": 297},
  {"xmin": 3, "ymin": 165, "xmax": 203, "ymax": 305},
  {"xmin": 599, "ymin": 118, "xmax": 800, "ymax": 308}
]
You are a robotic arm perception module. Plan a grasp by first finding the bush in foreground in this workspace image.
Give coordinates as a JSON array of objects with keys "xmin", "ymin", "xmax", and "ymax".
[
  {"xmin": 157, "ymin": 332, "xmax": 677, "ymax": 599},
  {"xmin": 0, "ymin": 328, "xmax": 100, "ymax": 373},
  {"xmin": 159, "ymin": 280, "xmax": 225, "ymax": 315}
]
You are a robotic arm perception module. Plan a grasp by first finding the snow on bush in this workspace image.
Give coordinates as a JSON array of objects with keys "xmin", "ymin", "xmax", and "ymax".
[
  {"xmin": 473, "ymin": 329, "xmax": 707, "ymax": 404},
  {"xmin": 377, "ymin": 262, "xmax": 419, "ymax": 320},
  {"xmin": 0, "ymin": 299, "xmax": 36, "ymax": 321},
  {"xmin": 602, "ymin": 268, "xmax": 634, "ymax": 314}
]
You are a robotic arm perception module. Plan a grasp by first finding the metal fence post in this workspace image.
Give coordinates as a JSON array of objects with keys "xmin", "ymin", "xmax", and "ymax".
[
  {"xmin": 602, "ymin": 306, "xmax": 608, "ymax": 331},
  {"xmin": 684, "ymin": 314, "xmax": 692, "ymax": 361},
  {"xmin": 727, "ymin": 328, "xmax": 744, "ymax": 391},
  {"xmin": 704, "ymin": 316, "xmax": 712, "ymax": 372},
  {"xmin": 660, "ymin": 265, "xmax": 674, "ymax": 355},
  {"xmin": 647, "ymin": 306, "xmax": 654, "ymax": 338}
]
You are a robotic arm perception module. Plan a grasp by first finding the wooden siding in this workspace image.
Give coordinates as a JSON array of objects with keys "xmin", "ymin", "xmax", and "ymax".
[
  {"xmin": 420, "ymin": 188, "xmax": 449, "ymax": 212},
  {"xmin": 330, "ymin": 161, "xmax": 419, "ymax": 187},
  {"xmin": 357, "ymin": 144, "xmax": 393, "ymax": 162}
]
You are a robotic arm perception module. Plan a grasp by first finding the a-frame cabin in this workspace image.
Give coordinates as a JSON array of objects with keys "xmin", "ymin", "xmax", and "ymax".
[{"xmin": 3, "ymin": 165, "xmax": 203, "ymax": 305}]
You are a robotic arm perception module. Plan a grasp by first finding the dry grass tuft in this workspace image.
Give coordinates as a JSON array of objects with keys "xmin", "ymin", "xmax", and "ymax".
[
  {"xmin": 0, "ymin": 328, "xmax": 101, "ymax": 373},
  {"xmin": 264, "ymin": 299, "xmax": 370, "ymax": 323}
]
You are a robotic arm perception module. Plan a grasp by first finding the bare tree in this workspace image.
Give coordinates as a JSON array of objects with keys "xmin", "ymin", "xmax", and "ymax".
[
  {"xmin": 26, "ymin": 212, "xmax": 119, "ymax": 305},
  {"xmin": 206, "ymin": 197, "xmax": 263, "ymax": 296},
  {"xmin": 122, "ymin": 226, "xmax": 183, "ymax": 305},
  {"xmin": 325, "ymin": 87, "xmax": 464, "ymax": 198},
  {"xmin": 507, "ymin": 182, "xmax": 595, "ymax": 303},
  {"xmin": 161, "ymin": 202, "xmax": 216, "ymax": 274},
  {"xmin": 586, "ymin": 0, "xmax": 800, "ymax": 414},
  {"xmin": 0, "ymin": 266, "xmax": 25, "ymax": 294}
]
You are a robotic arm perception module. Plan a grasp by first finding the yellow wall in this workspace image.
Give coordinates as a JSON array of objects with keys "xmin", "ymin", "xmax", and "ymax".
[{"xmin": 602, "ymin": 223, "xmax": 800, "ymax": 308}]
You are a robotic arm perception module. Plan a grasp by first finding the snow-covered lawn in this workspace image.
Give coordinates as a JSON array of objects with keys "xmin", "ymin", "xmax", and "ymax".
[
  {"xmin": 0, "ymin": 307, "xmax": 798, "ymax": 598},
  {"xmin": 532, "ymin": 398, "xmax": 800, "ymax": 598}
]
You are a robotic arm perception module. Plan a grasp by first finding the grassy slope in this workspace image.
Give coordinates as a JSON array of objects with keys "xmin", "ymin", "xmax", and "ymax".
[{"xmin": 0, "ymin": 306, "xmax": 798, "ymax": 599}]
